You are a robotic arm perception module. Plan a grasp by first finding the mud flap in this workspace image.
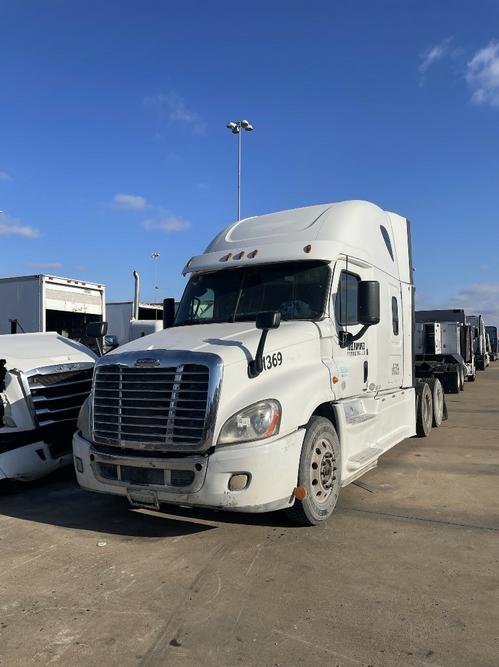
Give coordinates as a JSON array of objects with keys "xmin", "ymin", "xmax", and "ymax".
[{"xmin": 442, "ymin": 394, "xmax": 449, "ymax": 421}]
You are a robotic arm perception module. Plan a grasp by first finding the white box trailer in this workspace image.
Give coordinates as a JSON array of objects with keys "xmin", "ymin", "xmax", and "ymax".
[
  {"xmin": 0, "ymin": 274, "xmax": 105, "ymax": 341},
  {"xmin": 74, "ymin": 200, "xmax": 443, "ymax": 526}
]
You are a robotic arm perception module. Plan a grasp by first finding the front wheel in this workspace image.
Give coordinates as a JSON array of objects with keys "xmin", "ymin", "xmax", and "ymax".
[{"xmin": 286, "ymin": 417, "xmax": 341, "ymax": 526}]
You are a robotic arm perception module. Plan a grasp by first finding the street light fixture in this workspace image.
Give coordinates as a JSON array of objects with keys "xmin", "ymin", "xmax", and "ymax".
[
  {"xmin": 226, "ymin": 119, "xmax": 254, "ymax": 220},
  {"xmin": 151, "ymin": 252, "xmax": 160, "ymax": 305}
]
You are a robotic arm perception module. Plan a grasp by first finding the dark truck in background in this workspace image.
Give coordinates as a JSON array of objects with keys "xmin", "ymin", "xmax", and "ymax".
[{"xmin": 485, "ymin": 326, "xmax": 498, "ymax": 362}]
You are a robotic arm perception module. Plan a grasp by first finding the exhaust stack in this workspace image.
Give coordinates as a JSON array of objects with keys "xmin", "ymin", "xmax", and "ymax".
[{"xmin": 132, "ymin": 271, "xmax": 140, "ymax": 320}]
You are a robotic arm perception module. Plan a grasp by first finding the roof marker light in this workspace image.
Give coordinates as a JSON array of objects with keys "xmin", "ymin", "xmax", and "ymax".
[
  {"xmin": 220, "ymin": 253, "xmax": 232, "ymax": 262},
  {"xmin": 247, "ymin": 249, "xmax": 258, "ymax": 259},
  {"xmin": 304, "ymin": 244, "xmax": 312, "ymax": 254},
  {"xmin": 234, "ymin": 251, "xmax": 245, "ymax": 260}
]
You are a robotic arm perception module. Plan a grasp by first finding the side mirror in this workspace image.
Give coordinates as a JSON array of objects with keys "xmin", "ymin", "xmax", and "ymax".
[
  {"xmin": 86, "ymin": 321, "xmax": 108, "ymax": 338},
  {"xmin": 85, "ymin": 321, "xmax": 108, "ymax": 357},
  {"xmin": 163, "ymin": 298, "xmax": 176, "ymax": 329},
  {"xmin": 358, "ymin": 281, "xmax": 380, "ymax": 326},
  {"xmin": 256, "ymin": 311, "xmax": 281, "ymax": 331},
  {"xmin": 248, "ymin": 311, "xmax": 281, "ymax": 378}
]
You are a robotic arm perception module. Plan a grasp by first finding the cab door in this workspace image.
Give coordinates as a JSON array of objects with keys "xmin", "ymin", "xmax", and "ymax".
[{"xmin": 331, "ymin": 258, "xmax": 378, "ymax": 397}]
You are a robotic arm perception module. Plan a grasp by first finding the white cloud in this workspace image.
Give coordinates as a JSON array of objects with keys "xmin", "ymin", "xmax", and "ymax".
[
  {"xmin": 419, "ymin": 37, "xmax": 454, "ymax": 74},
  {"xmin": 448, "ymin": 282, "xmax": 499, "ymax": 326},
  {"xmin": 0, "ymin": 212, "xmax": 39, "ymax": 239},
  {"xmin": 466, "ymin": 41, "xmax": 499, "ymax": 108},
  {"xmin": 142, "ymin": 215, "xmax": 191, "ymax": 233},
  {"xmin": 26, "ymin": 261, "xmax": 63, "ymax": 270},
  {"xmin": 0, "ymin": 170, "xmax": 12, "ymax": 182},
  {"xmin": 143, "ymin": 92, "xmax": 206, "ymax": 134},
  {"xmin": 112, "ymin": 193, "xmax": 147, "ymax": 210}
]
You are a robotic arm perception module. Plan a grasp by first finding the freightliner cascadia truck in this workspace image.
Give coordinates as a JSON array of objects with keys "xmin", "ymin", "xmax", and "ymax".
[{"xmin": 74, "ymin": 200, "xmax": 441, "ymax": 525}]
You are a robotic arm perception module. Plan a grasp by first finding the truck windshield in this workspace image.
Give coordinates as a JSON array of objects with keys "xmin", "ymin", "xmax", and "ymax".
[{"xmin": 175, "ymin": 260, "xmax": 330, "ymax": 325}]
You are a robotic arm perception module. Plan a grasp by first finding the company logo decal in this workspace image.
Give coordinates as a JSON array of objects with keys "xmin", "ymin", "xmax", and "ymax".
[
  {"xmin": 134, "ymin": 358, "xmax": 161, "ymax": 368},
  {"xmin": 347, "ymin": 342, "xmax": 368, "ymax": 357}
]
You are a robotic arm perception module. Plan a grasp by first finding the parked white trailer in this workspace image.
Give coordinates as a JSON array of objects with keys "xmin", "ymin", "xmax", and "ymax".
[
  {"xmin": 74, "ymin": 200, "xmax": 439, "ymax": 525},
  {"xmin": 0, "ymin": 333, "xmax": 96, "ymax": 485},
  {"xmin": 0, "ymin": 274, "xmax": 105, "ymax": 341}
]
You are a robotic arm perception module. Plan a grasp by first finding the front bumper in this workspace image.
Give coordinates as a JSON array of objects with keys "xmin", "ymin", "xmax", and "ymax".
[
  {"xmin": 0, "ymin": 435, "xmax": 72, "ymax": 482},
  {"xmin": 73, "ymin": 429, "xmax": 305, "ymax": 513}
]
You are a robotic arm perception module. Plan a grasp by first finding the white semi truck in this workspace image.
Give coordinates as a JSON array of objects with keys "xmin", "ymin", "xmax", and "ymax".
[
  {"xmin": 0, "ymin": 333, "xmax": 96, "ymax": 486},
  {"xmin": 106, "ymin": 272, "xmax": 164, "ymax": 346},
  {"xmin": 74, "ymin": 200, "xmax": 440, "ymax": 525}
]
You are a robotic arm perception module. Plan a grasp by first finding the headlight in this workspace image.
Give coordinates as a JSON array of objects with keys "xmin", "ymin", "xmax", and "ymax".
[
  {"xmin": 218, "ymin": 399, "xmax": 281, "ymax": 445},
  {"xmin": 77, "ymin": 396, "xmax": 91, "ymax": 441}
]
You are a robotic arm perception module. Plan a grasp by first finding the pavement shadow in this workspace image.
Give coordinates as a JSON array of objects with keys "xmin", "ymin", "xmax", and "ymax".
[
  {"xmin": 0, "ymin": 468, "xmax": 294, "ymax": 535},
  {"xmin": 0, "ymin": 470, "xmax": 214, "ymax": 539}
]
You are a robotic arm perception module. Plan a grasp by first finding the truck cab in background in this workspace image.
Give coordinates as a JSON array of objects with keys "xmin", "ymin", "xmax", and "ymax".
[
  {"xmin": 415, "ymin": 309, "xmax": 475, "ymax": 387},
  {"xmin": 485, "ymin": 326, "xmax": 498, "ymax": 362},
  {"xmin": 74, "ymin": 200, "xmax": 435, "ymax": 525},
  {"xmin": 467, "ymin": 314, "xmax": 489, "ymax": 370}
]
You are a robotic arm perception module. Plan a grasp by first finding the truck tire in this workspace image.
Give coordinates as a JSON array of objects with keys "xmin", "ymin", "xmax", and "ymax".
[
  {"xmin": 416, "ymin": 382, "xmax": 433, "ymax": 437},
  {"xmin": 468, "ymin": 371, "xmax": 476, "ymax": 382},
  {"xmin": 448, "ymin": 371, "xmax": 460, "ymax": 394},
  {"xmin": 476, "ymin": 357, "xmax": 485, "ymax": 371},
  {"xmin": 286, "ymin": 416, "xmax": 341, "ymax": 526},
  {"xmin": 459, "ymin": 367, "xmax": 465, "ymax": 391},
  {"xmin": 428, "ymin": 378, "xmax": 444, "ymax": 427}
]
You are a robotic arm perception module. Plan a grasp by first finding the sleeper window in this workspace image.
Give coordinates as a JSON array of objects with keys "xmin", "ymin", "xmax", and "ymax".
[{"xmin": 392, "ymin": 296, "xmax": 399, "ymax": 336}]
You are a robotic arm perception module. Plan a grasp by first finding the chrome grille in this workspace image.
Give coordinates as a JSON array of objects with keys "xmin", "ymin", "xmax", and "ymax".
[
  {"xmin": 28, "ymin": 368, "xmax": 93, "ymax": 427},
  {"xmin": 93, "ymin": 363, "xmax": 210, "ymax": 449}
]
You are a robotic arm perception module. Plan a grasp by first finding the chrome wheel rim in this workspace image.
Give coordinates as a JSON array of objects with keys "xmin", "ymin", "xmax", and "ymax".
[{"xmin": 310, "ymin": 438, "xmax": 337, "ymax": 504}]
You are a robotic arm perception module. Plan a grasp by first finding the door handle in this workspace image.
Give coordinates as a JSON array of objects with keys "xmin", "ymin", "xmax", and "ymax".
[{"xmin": 363, "ymin": 361, "xmax": 368, "ymax": 383}]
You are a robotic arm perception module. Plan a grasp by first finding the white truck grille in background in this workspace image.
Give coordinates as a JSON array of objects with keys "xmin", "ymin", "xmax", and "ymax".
[
  {"xmin": 93, "ymin": 364, "xmax": 210, "ymax": 449},
  {"xmin": 28, "ymin": 368, "xmax": 93, "ymax": 426}
]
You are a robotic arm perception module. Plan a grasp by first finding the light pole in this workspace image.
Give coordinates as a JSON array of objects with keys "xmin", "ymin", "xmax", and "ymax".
[
  {"xmin": 151, "ymin": 252, "xmax": 160, "ymax": 309},
  {"xmin": 226, "ymin": 119, "xmax": 254, "ymax": 220}
]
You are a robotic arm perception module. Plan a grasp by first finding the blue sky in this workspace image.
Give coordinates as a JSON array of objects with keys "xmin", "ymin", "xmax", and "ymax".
[{"xmin": 1, "ymin": 1, "xmax": 499, "ymax": 323}]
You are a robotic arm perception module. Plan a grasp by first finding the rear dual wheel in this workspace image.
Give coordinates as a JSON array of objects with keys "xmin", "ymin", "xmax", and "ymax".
[
  {"xmin": 448, "ymin": 371, "xmax": 460, "ymax": 394},
  {"xmin": 416, "ymin": 381, "xmax": 433, "ymax": 437}
]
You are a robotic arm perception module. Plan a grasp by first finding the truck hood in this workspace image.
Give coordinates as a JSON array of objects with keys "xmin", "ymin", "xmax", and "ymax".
[
  {"xmin": 107, "ymin": 321, "xmax": 320, "ymax": 366},
  {"xmin": 0, "ymin": 332, "xmax": 97, "ymax": 372}
]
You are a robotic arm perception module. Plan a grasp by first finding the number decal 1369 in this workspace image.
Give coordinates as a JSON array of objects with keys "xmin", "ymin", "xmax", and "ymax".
[{"xmin": 262, "ymin": 352, "xmax": 283, "ymax": 370}]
